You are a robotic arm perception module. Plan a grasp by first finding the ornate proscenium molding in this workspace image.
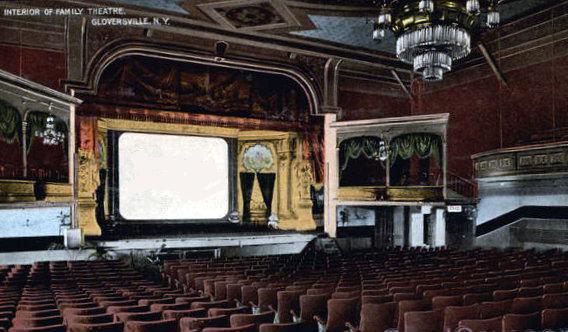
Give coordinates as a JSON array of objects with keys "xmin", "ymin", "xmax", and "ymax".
[
  {"xmin": 473, "ymin": 141, "xmax": 568, "ymax": 181},
  {"xmin": 64, "ymin": 41, "xmax": 321, "ymax": 115},
  {"xmin": 77, "ymin": 148, "xmax": 101, "ymax": 236}
]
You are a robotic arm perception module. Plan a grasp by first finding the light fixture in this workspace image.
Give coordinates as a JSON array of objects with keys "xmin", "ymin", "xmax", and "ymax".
[
  {"xmin": 373, "ymin": 0, "xmax": 500, "ymax": 82},
  {"xmin": 487, "ymin": 2, "xmax": 500, "ymax": 28},
  {"xmin": 35, "ymin": 107, "xmax": 65, "ymax": 146},
  {"xmin": 378, "ymin": 141, "xmax": 388, "ymax": 161},
  {"xmin": 372, "ymin": 3, "xmax": 392, "ymax": 42},
  {"xmin": 419, "ymin": 0, "xmax": 434, "ymax": 13},
  {"xmin": 466, "ymin": 0, "xmax": 480, "ymax": 14}
]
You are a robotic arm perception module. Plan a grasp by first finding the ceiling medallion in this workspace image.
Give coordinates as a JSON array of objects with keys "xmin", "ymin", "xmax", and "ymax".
[{"xmin": 372, "ymin": 0, "xmax": 500, "ymax": 81}]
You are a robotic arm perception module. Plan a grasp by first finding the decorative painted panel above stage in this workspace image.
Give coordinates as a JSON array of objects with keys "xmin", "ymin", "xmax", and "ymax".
[{"xmin": 95, "ymin": 56, "xmax": 311, "ymax": 123}]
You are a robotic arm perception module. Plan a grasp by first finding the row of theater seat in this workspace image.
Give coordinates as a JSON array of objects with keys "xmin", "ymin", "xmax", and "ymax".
[
  {"xmin": 1, "ymin": 246, "xmax": 568, "ymax": 331},
  {"xmin": 163, "ymin": 246, "xmax": 568, "ymax": 331}
]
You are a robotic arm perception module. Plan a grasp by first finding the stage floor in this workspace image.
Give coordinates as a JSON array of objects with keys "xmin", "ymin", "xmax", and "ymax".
[
  {"xmin": 0, "ymin": 231, "xmax": 319, "ymax": 264},
  {"xmin": 97, "ymin": 232, "xmax": 317, "ymax": 250}
]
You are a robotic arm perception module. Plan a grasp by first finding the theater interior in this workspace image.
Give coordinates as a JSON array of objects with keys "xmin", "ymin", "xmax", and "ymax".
[{"xmin": 0, "ymin": 0, "xmax": 567, "ymax": 331}]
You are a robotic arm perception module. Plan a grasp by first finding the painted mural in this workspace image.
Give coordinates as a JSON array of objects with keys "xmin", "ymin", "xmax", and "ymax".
[{"xmin": 97, "ymin": 56, "xmax": 310, "ymax": 123}]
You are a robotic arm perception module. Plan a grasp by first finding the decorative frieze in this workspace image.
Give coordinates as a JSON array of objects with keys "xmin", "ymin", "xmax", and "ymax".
[{"xmin": 473, "ymin": 142, "xmax": 568, "ymax": 179}]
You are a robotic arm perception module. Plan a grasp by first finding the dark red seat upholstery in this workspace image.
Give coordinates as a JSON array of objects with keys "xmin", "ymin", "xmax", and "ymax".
[
  {"xmin": 502, "ymin": 312, "xmax": 541, "ymax": 331},
  {"xmin": 458, "ymin": 316, "xmax": 502, "ymax": 332},
  {"xmin": 404, "ymin": 310, "xmax": 443, "ymax": 332}
]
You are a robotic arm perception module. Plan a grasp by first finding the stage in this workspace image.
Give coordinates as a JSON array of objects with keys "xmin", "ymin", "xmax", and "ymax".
[{"xmin": 0, "ymin": 232, "xmax": 319, "ymax": 264}]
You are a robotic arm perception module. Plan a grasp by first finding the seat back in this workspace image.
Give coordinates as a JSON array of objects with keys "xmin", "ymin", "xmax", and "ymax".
[
  {"xmin": 325, "ymin": 297, "xmax": 359, "ymax": 332},
  {"xmin": 478, "ymin": 300, "xmax": 512, "ymax": 319},
  {"xmin": 396, "ymin": 299, "xmax": 430, "ymax": 332},
  {"xmin": 230, "ymin": 311, "xmax": 275, "ymax": 329},
  {"xmin": 458, "ymin": 316, "xmax": 502, "ymax": 332},
  {"xmin": 124, "ymin": 318, "xmax": 178, "ymax": 332},
  {"xmin": 258, "ymin": 322, "xmax": 304, "ymax": 332},
  {"xmin": 359, "ymin": 302, "xmax": 397, "ymax": 332},
  {"xmin": 443, "ymin": 304, "xmax": 480, "ymax": 332},
  {"xmin": 510, "ymin": 296, "xmax": 542, "ymax": 314},
  {"xmin": 541, "ymin": 308, "xmax": 568, "ymax": 330},
  {"xmin": 299, "ymin": 294, "xmax": 329, "ymax": 324},
  {"xmin": 431, "ymin": 295, "xmax": 462, "ymax": 310},
  {"xmin": 179, "ymin": 314, "xmax": 230, "ymax": 332},
  {"xmin": 203, "ymin": 323, "xmax": 256, "ymax": 332},
  {"xmin": 502, "ymin": 312, "xmax": 541, "ymax": 331},
  {"xmin": 67, "ymin": 321, "xmax": 124, "ymax": 332},
  {"xmin": 276, "ymin": 291, "xmax": 303, "ymax": 324},
  {"xmin": 542, "ymin": 292, "xmax": 568, "ymax": 309},
  {"xmin": 404, "ymin": 310, "xmax": 443, "ymax": 332},
  {"xmin": 65, "ymin": 313, "xmax": 114, "ymax": 325}
]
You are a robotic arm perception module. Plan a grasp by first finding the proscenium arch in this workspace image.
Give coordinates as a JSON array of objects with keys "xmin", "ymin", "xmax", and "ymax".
[{"xmin": 71, "ymin": 40, "xmax": 321, "ymax": 116}]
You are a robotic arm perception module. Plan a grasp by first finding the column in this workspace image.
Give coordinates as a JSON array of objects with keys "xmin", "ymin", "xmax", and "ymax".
[
  {"xmin": 393, "ymin": 206, "xmax": 405, "ymax": 247},
  {"xmin": 433, "ymin": 208, "xmax": 447, "ymax": 247},
  {"xmin": 409, "ymin": 206, "xmax": 424, "ymax": 247},
  {"xmin": 323, "ymin": 113, "xmax": 338, "ymax": 237}
]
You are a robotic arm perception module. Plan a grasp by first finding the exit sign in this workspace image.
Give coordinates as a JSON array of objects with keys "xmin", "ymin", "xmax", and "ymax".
[{"xmin": 447, "ymin": 205, "xmax": 463, "ymax": 213}]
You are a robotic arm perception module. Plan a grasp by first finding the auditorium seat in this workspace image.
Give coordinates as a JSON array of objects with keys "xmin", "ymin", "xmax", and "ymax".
[
  {"xmin": 431, "ymin": 295, "xmax": 462, "ymax": 310},
  {"xmin": 541, "ymin": 308, "xmax": 568, "ymax": 329},
  {"xmin": 510, "ymin": 296, "xmax": 542, "ymax": 314},
  {"xmin": 360, "ymin": 295, "xmax": 392, "ymax": 305},
  {"xmin": 67, "ymin": 321, "xmax": 124, "ymax": 332},
  {"xmin": 443, "ymin": 304, "xmax": 480, "ymax": 332},
  {"xmin": 313, "ymin": 298, "xmax": 358, "ymax": 332},
  {"xmin": 162, "ymin": 308, "xmax": 208, "ymax": 321},
  {"xmin": 403, "ymin": 310, "xmax": 443, "ymax": 332},
  {"xmin": 230, "ymin": 311, "xmax": 275, "ymax": 329},
  {"xmin": 106, "ymin": 305, "xmax": 149, "ymax": 315},
  {"xmin": 191, "ymin": 300, "xmax": 230, "ymax": 311},
  {"xmin": 202, "ymin": 324, "xmax": 256, "ymax": 332},
  {"xmin": 352, "ymin": 302, "xmax": 396, "ymax": 332},
  {"xmin": 179, "ymin": 315, "xmax": 230, "ymax": 331},
  {"xmin": 293, "ymin": 293, "xmax": 328, "ymax": 329},
  {"xmin": 542, "ymin": 292, "xmax": 568, "ymax": 308},
  {"xmin": 64, "ymin": 313, "xmax": 114, "ymax": 325},
  {"xmin": 115, "ymin": 311, "xmax": 162, "ymax": 322},
  {"xmin": 478, "ymin": 300, "xmax": 512, "ymax": 319},
  {"xmin": 462, "ymin": 292, "xmax": 493, "ymax": 305},
  {"xmin": 11, "ymin": 316, "xmax": 63, "ymax": 328},
  {"xmin": 124, "ymin": 318, "xmax": 177, "ymax": 332},
  {"xmin": 208, "ymin": 307, "xmax": 250, "ymax": 317},
  {"xmin": 458, "ymin": 316, "xmax": 502, "ymax": 332},
  {"xmin": 502, "ymin": 312, "xmax": 541, "ymax": 331},
  {"xmin": 396, "ymin": 299, "xmax": 430, "ymax": 332},
  {"xmin": 258, "ymin": 322, "xmax": 303, "ymax": 332},
  {"xmin": 174, "ymin": 295, "xmax": 210, "ymax": 305},
  {"xmin": 543, "ymin": 282, "xmax": 565, "ymax": 294}
]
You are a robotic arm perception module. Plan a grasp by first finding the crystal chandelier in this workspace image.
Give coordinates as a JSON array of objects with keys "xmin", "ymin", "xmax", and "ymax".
[
  {"xmin": 372, "ymin": 0, "xmax": 500, "ymax": 81},
  {"xmin": 35, "ymin": 115, "xmax": 65, "ymax": 146}
]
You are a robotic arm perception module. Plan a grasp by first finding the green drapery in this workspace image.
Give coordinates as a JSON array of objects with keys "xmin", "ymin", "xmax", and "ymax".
[
  {"xmin": 339, "ymin": 136, "xmax": 385, "ymax": 172},
  {"xmin": 0, "ymin": 100, "xmax": 21, "ymax": 144},
  {"xmin": 389, "ymin": 133, "xmax": 442, "ymax": 167},
  {"xmin": 26, "ymin": 111, "xmax": 68, "ymax": 154}
]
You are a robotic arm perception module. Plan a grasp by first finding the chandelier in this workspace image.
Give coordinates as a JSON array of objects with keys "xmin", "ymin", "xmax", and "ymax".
[
  {"xmin": 35, "ymin": 115, "xmax": 65, "ymax": 146},
  {"xmin": 372, "ymin": 0, "xmax": 500, "ymax": 81}
]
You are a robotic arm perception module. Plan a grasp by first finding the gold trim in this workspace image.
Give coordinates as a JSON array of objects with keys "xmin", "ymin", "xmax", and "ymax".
[
  {"xmin": 337, "ymin": 186, "xmax": 387, "ymax": 201},
  {"xmin": 43, "ymin": 182, "xmax": 72, "ymax": 203},
  {"xmin": 98, "ymin": 118, "xmax": 240, "ymax": 137},
  {"xmin": 387, "ymin": 186, "xmax": 443, "ymax": 202},
  {"xmin": 0, "ymin": 179, "xmax": 36, "ymax": 203}
]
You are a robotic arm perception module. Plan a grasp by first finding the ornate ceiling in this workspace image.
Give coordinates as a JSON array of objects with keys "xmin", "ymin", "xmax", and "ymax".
[{"xmin": 108, "ymin": 0, "xmax": 554, "ymax": 56}]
